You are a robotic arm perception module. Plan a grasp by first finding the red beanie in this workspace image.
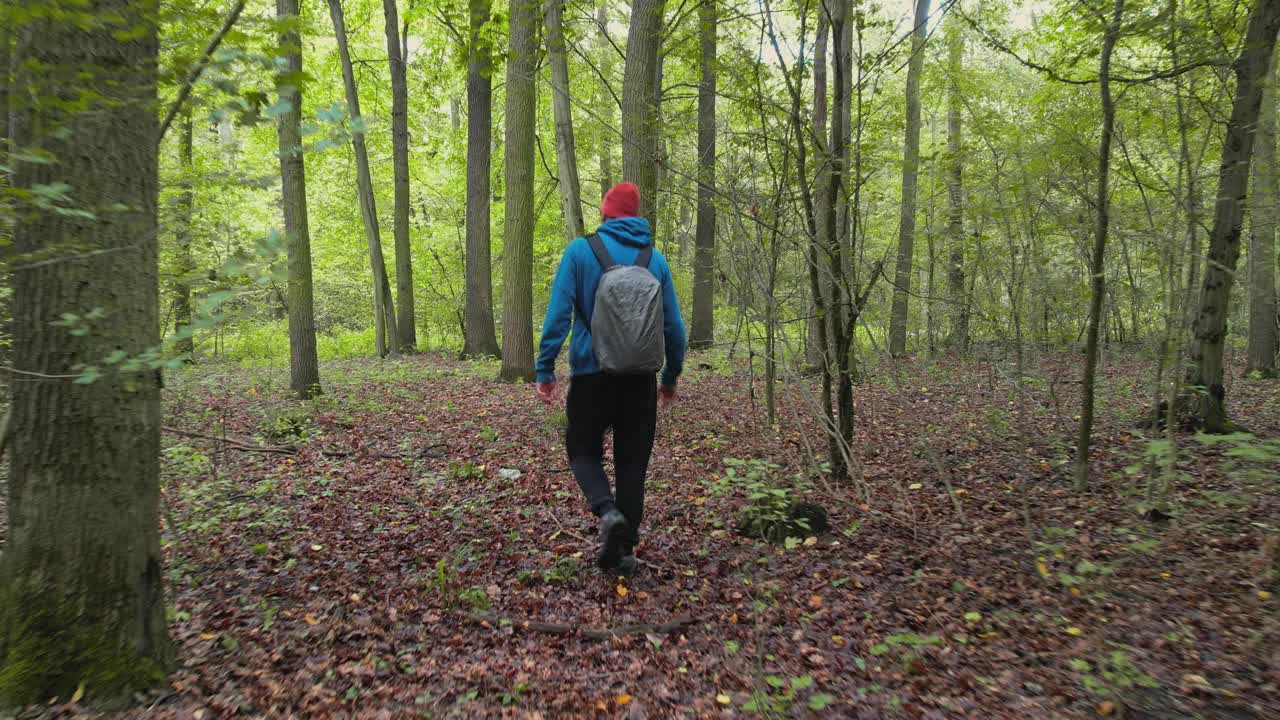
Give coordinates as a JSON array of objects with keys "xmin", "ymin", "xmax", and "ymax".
[{"xmin": 601, "ymin": 181, "xmax": 641, "ymax": 219}]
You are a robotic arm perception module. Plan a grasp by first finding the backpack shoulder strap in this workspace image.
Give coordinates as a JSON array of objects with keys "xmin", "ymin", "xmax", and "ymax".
[
  {"xmin": 634, "ymin": 245, "xmax": 653, "ymax": 269},
  {"xmin": 586, "ymin": 233, "xmax": 616, "ymax": 270}
]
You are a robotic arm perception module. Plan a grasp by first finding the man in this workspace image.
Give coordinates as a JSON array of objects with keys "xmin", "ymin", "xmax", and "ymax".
[{"xmin": 535, "ymin": 182, "xmax": 686, "ymax": 575}]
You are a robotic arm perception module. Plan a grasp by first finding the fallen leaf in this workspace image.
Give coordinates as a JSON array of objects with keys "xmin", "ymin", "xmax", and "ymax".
[
  {"xmin": 909, "ymin": 483, "xmax": 923, "ymax": 490},
  {"xmin": 304, "ymin": 613, "xmax": 318, "ymax": 625},
  {"xmin": 1065, "ymin": 626, "xmax": 1083, "ymax": 636},
  {"xmin": 808, "ymin": 595, "xmax": 823, "ymax": 609},
  {"xmin": 615, "ymin": 694, "xmax": 633, "ymax": 706},
  {"xmin": 1096, "ymin": 700, "xmax": 1116, "ymax": 716},
  {"xmin": 310, "ymin": 544, "xmax": 323, "ymax": 551},
  {"xmin": 70, "ymin": 683, "xmax": 84, "ymax": 704},
  {"xmin": 616, "ymin": 584, "xmax": 628, "ymax": 597},
  {"xmin": 716, "ymin": 694, "xmax": 731, "ymax": 705}
]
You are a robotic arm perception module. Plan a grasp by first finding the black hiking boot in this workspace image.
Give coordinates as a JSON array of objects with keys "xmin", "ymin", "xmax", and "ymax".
[
  {"xmin": 617, "ymin": 552, "xmax": 639, "ymax": 578},
  {"xmin": 597, "ymin": 510, "xmax": 630, "ymax": 570}
]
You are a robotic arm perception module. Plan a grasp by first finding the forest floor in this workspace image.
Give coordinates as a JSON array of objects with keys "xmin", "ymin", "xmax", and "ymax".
[{"xmin": 11, "ymin": 350, "xmax": 1280, "ymax": 719}]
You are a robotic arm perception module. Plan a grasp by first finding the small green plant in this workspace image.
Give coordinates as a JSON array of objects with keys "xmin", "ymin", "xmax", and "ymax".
[
  {"xmin": 743, "ymin": 675, "xmax": 829, "ymax": 715},
  {"xmin": 718, "ymin": 458, "xmax": 820, "ymax": 542},
  {"xmin": 543, "ymin": 556, "xmax": 580, "ymax": 586},
  {"xmin": 448, "ymin": 460, "xmax": 484, "ymax": 480},
  {"xmin": 260, "ymin": 407, "xmax": 312, "ymax": 442},
  {"xmin": 425, "ymin": 558, "xmax": 490, "ymax": 610},
  {"xmin": 1074, "ymin": 650, "xmax": 1158, "ymax": 696},
  {"xmin": 478, "ymin": 425, "xmax": 499, "ymax": 442}
]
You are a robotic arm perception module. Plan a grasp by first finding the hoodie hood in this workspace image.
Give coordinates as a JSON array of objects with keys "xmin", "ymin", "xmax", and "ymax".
[{"xmin": 597, "ymin": 216, "xmax": 652, "ymax": 248}]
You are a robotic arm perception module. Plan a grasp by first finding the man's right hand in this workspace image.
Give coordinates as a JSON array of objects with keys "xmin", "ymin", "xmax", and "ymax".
[
  {"xmin": 536, "ymin": 381, "xmax": 558, "ymax": 405},
  {"xmin": 658, "ymin": 384, "xmax": 677, "ymax": 408}
]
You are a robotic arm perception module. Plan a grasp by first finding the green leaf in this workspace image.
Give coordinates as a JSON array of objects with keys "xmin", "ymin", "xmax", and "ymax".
[
  {"xmin": 791, "ymin": 676, "xmax": 814, "ymax": 690},
  {"xmin": 808, "ymin": 693, "xmax": 835, "ymax": 711}
]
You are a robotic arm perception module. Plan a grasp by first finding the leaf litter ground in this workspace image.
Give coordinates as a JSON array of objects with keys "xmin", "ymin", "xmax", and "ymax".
[{"xmin": 12, "ymin": 352, "xmax": 1280, "ymax": 719}]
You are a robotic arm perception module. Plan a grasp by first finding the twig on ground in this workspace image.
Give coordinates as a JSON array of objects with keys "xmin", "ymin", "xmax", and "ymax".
[
  {"xmin": 162, "ymin": 426, "xmax": 409, "ymax": 460},
  {"xmin": 464, "ymin": 612, "xmax": 697, "ymax": 640}
]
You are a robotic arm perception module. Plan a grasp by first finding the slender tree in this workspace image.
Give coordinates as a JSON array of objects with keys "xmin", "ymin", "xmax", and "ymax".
[
  {"xmin": 384, "ymin": 0, "xmax": 417, "ymax": 351},
  {"xmin": 888, "ymin": 0, "xmax": 931, "ymax": 356},
  {"xmin": 327, "ymin": 0, "xmax": 399, "ymax": 356},
  {"xmin": 463, "ymin": 0, "xmax": 500, "ymax": 357},
  {"xmin": 0, "ymin": 0, "xmax": 174, "ymax": 704},
  {"xmin": 596, "ymin": 2, "xmax": 614, "ymax": 199},
  {"xmin": 277, "ymin": 0, "xmax": 321, "ymax": 396},
  {"xmin": 1186, "ymin": 0, "xmax": 1280, "ymax": 430},
  {"xmin": 1247, "ymin": 54, "xmax": 1279, "ymax": 378},
  {"xmin": 545, "ymin": 0, "xmax": 584, "ymax": 240},
  {"xmin": 173, "ymin": 111, "xmax": 196, "ymax": 362},
  {"xmin": 622, "ymin": 0, "xmax": 665, "ymax": 221},
  {"xmin": 500, "ymin": 0, "xmax": 537, "ymax": 381},
  {"xmin": 807, "ymin": 0, "xmax": 830, "ymax": 370},
  {"xmin": 690, "ymin": 0, "xmax": 717, "ymax": 350},
  {"xmin": 945, "ymin": 18, "xmax": 969, "ymax": 351},
  {"xmin": 1074, "ymin": 0, "xmax": 1124, "ymax": 490}
]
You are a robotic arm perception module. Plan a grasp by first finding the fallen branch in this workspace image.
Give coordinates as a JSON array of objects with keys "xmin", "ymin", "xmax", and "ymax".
[
  {"xmin": 465, "ymin": 612, "xmax": 697, "ymax": 640},
  {"xmin": 162, "ymin": 426, "xmax": 436, "ymax": 461}
]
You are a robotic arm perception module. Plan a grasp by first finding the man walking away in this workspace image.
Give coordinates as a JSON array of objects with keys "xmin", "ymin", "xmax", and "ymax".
[{"xmin": 535, "ymin": 182, "xmax": 686, "ymax": 576}]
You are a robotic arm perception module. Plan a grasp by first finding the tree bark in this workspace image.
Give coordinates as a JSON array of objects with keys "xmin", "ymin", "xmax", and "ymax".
[
  {"xmin": 545, "ymin": 0, "xmax": 584, "ymax": 240},
  {"xmin": 888, "ymin": 0, "xmax": 931, "ymax": 356},
  {"xmin": 945, "ymin": 19, "xmax": 969, "ymax": 351},
  {"xmin": 1074, "ymin": 0, "xmax": 1124, "ymax": 491},
  {"xmin": 1187, "ymin": 0, "xmax": 1280, "ymax": 430},
  {"xmin": 173, "ymin": 112, "xmax": 195, "ymax": 362},
  {"xmin": 277, "ymin": 0, "xmax": 321, "ymax": 397},
  {"xmin": 690, "ymin": 0, "xmax": 717, "ymax": 350},
  {"xmin": 463, "ymin": 0, "xmax": 500, "ymax": 357},
  {"xmin": 384, "ymin": 0, "xmax": 416, "ymax": 352},
  {"xmin": 0, "ymin": 0, "xmax": 174, "ymax": 704},
  {"xmin": 807, "ymin": 1, "xmax": 830, "ymax": 371},
  {"xmin": 499, "ymin": 0, "xmax": 537, "ymax": 382},
  {"xmin": 622, "ymin": 0, "xmax": 664, "ymax": 223},
  {"xmin": 1247, "ymin": 51, "xmax": 1279, "ymax": 378},
  {"xmin": 327, "ymin": 0, "xmax": 399, "ymax": 357},
  {"xmin": 596, "ymin": 2, "xmax": 613, "ymax": 200},
  {"xmin": 826, "ymin": 0, "xmax": 854, "ymax": 478}
]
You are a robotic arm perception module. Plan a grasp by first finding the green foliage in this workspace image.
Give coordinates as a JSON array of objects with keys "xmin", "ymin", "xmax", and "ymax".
[
  {"xmin": 259, "ymin": 406, "xmax": 312, "ymax": 442},
  {"xmin": 1076, "ymin": 650, "xmax": 1158, "ymax": 696},
  {"xmin": 543, "ymin": 556, "xmax": 580, "ymax": 586},
  {"xmin": 448, "ymin": 460, "xmax": 484, "ymax": 480}
]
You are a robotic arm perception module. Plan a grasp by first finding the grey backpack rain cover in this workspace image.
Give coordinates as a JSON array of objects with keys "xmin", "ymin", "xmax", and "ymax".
[{"xmin": 587, "ymin": 234, "xmax": 665, "ymax": 374}]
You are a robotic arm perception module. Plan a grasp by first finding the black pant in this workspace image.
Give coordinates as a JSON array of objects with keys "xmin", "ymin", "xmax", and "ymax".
[{"xmin": 566, "ymin": 373, "xmax": 657, "ymax": 547}]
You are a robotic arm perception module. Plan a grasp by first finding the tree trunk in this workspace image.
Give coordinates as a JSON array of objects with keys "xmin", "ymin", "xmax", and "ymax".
[
  {"xmin": 545, "ymin": 0, "xmax": 584, "ymax": 240},
  {"xmin": 622, "ymin": 0, "xmax": 664, "ymax": 222},
  {"xmin": 596, "ymin": 2, "xmax": 613, "ymax": 200},
  {"xmin": 0, "ymin": 1, "xmax": 174, "ymax": 704},
  {"xmin": 826, "ymin": 0, "xmax": 854, "ymax": 478},
  {"xmin": 1187, "ymin": 0, "xmax": 1280, "ymax": 430},
  {"xmin": 327, "ymin": 0, "xmax": 398, "ymax": 357},
  {"xmin": 277, "ymin": 0, "xmax": 321, "ymax": 397},
  {"xmin": 1074, "ymin": 0, "xmax": 1124, "ymax": 491},
  {"xmin": 173, "ymin": 112, "xmax": 196, "ymax": 362},
  {"xmin": 945, "ymin": 19, "xmax": 969, "ymax": 351},
  {"xmin": 463, "ymin": 0, "xmax": 500, "ymax": 357},
  {"xmin": 807, "ymin": 2, "xmax": 830, "ymax": 371},
  {"xmin": 690, "ymin": 0, "xmax": 717, "ymax": 350},
  {"xmin": 499, "ymin": 0, "xmax": 537, "ymax": 382},
  {"xmin": 384, "ymin": 0, "xmax": 416, "ymax": 352},
  {"xmin": 887, "ymin": 0, "xmax": 931, "ymax": 356},
  {"xmin": 1247, "ymin": 52, "xmax": 1279, "ymax": 378}
]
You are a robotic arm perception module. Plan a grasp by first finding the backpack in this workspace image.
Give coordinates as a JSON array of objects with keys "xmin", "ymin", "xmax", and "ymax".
[{"xmin": 587, "ymin": 233, "xmax": 665, "ymax": 374}]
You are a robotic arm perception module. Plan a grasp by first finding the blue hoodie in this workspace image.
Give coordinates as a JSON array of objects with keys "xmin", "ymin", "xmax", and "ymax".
[{"xmin": 536, "ymin": 216, "xmax": 686, "ymax": 386}]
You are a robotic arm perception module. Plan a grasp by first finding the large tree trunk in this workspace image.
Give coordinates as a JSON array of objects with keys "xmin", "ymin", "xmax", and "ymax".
[
  {"xmin": 277, "ymin": 0, "xmax": 321, "ymax": 397},
  {"xmin": 1074, "ymin": 0, "xmax": 1124, "ymax": 491},
  {"xmin": 622, "ymin": 0, "xmax": 664, "ymax": 222},
  {"xmin": 384, "ymin": 0, "xmax": 416, "ymax": 352},
  {"xmin": 545, "ymin": 0, "xmax": 584, "ymax": 240},
  {"xmin": 826, "ymin": 0, "xmax": 854, "ymax": 478},
  {"xmin": 173, "ymin": 112, "xmax": 196, "ymax": 362},
  {"xmin": 1187, "ymin": 0, "xmax": 1280, "ymax": 430},
  {"xmin": 0, "ymin": 0, "xmax": 174, "ymax": 704},
  {"xmin": 463, "ymin": 0, "xmax": 500, "ymax": 357},
  {"xmin": 887, "ymin": 0, "xmax": 931, "ymax": 356},
  {"xmin": 327, "ymin": 0, "xmax": 398, "ymax": 357},
  {"xmin": 499, "ymin": 0, "xmax": 537, "ymax": 382},
  {"xmin": 1247, "ymin": 52, "xmax": 1279, "ymax": 378},
  {"xmin": 690, "ymin": 0, "xmax": 717, "ymax": 350},
  {"xmin": 596, "ymin": 2, "xmax": 613, "ymax": 200},
  {"xmin": 944, "ymin": 19, "xmax": 969, "ymax": 351},
  {"xmin": 807, "ymin": 2, "xmax": 830, "ymax": 371}
]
